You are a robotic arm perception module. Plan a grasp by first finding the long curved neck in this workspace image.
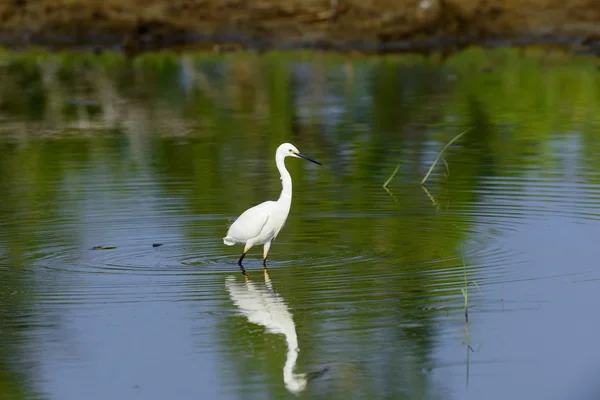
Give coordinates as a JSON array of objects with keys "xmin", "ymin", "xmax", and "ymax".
[{"xmin": 276, "ymin": 154, "xmax": 292, "ymax": 203}]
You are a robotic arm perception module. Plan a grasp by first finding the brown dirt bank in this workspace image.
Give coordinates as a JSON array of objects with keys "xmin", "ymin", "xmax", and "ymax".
[{"xmin": 1, "ymin": 0, "xmax": 600, "ymax": 54}]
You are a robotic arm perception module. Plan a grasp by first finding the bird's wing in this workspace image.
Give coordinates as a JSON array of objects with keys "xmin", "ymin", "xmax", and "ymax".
[{"xmin": 226, "ymin": 201, "xmax": 273, "ymax": 242}]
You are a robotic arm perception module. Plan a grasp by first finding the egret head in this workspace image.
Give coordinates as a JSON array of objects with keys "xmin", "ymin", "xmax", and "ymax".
[{"xmin": 278, "ymin": 143, "xmax": 322, "ymax": 166}]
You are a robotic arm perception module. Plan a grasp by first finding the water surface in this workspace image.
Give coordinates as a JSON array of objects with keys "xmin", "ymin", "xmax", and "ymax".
[{"xmin": 1, "ymin": 48, "xmax": 600, "ymax": 400}]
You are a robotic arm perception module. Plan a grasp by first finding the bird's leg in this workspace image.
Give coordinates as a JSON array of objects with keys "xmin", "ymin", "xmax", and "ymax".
[
  {"xmin": 238, "ymin": 243, "xmax": 253, "ymax": 276},
  {"xmin": 237, "ymin": 251, "xmax": 247, "ymax": 267},
  {"xmin": 238, "ymin": 251, "xmax": 249, "ymax": 277},
  {"xmin": 262, "ymin": 241, "xmax": 271, "ymax": 270},
  {"xmin": 238, "ymin": 242, "xmax": 253, "ymax": 268}
]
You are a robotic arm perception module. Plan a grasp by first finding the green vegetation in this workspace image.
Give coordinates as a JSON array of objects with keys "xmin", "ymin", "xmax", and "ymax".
[
  {"xmin": 460, "ymin": 251, "xmax": 482, "ymax": 332},
  {"xmin": 420, "ymin": 127, "xmax": 472, "ymax": 186},
  {"xmin": 383, "ymin": 126, "xmax": 470, "ymax": 192}
]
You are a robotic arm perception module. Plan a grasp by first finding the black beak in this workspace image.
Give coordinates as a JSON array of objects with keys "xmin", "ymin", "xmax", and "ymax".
[{"xmin": 295, "ymin": 152, "xmax": 322, "ymax": 166}]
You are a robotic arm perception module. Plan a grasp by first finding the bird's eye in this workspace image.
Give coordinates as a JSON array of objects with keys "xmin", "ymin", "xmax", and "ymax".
[{"xmin": 289, "ymin": 149, "xmax": 293, "ymax": 153}]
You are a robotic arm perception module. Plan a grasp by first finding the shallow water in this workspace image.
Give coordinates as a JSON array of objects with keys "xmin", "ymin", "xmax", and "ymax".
[{"xmin": 1, "ymin": 48, "xmax": 600, "ymax": 400}]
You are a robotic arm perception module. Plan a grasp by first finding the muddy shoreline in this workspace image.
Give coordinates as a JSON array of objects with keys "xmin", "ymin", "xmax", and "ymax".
[{"xmin": 1, "ymin": 0, "xmax": 600, "ymax": 55}]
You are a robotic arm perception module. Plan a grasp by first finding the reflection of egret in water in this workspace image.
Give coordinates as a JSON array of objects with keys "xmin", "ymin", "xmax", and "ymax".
[{"xmin": 226, "ymin": 271, "xmax": 323, "ymax": 394}]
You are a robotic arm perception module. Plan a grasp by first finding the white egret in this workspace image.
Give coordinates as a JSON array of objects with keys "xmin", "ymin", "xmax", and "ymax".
[{"xmin": 223, "ymin": 143, "xmax": 322, "ymax": 270}]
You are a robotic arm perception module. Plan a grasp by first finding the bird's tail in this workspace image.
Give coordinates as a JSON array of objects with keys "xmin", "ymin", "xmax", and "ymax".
[{"xmin": 223, "ymin": 237, "xmax": 236, "ymax": 246}]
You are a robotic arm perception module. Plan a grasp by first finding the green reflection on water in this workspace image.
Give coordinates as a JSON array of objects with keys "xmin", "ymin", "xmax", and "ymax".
[{"xmin": 0, "ymin": 47, "xmax": 599, "ymax": 399}]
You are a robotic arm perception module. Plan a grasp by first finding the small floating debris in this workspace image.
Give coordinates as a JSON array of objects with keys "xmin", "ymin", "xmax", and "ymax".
[
  {"xmin": 306, "ymin": 365, "xmax": 329, "ymax": 381},
  {"xmin": 152, "ymin": 243, "xmax": 163, "ymax": 247},
  {"xmin": 91, "ymin": 245, "xmax": 117, "ymax": 250}
]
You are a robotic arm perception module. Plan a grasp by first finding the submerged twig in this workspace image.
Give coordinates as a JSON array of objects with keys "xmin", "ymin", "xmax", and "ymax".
[
  {"xmin": 461, "ymin": 248, "xmax": 483, "ymax": 389},
  {"xmin": 460, "ymin": 250, "xmax": 482, "ymax": 326},
  {"xmin": 461, "ymin": 287, "xmax": 470, "ymax": 326},
  {"xmin": 383, "ymin": 185, "xmax": 399, "ymax": 204},
  {"xmin": 421, "ymin": 127, "xmax": 472, "ymax": 185},
  {"xmin": 420, "ymin": 184, "xmax": 440, "ymax": 210},
  {"xmin": 91, "ymin": 245, "xmax": 116, "ymax": 250}
]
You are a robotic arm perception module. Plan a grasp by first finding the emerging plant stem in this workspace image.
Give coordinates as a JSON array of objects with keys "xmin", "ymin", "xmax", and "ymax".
[
  {"xmin": 382, "ymin": 163, "xmax": 400, "ymax": 189},
  {"xmin": 420, "ymin": 127, "xmax": 472, "ymax": 186}
]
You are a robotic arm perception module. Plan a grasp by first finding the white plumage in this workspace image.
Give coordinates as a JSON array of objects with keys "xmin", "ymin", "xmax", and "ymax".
[{"xmin": 223, "ymin": 142, "xmax": 322, "ymax": 270}]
